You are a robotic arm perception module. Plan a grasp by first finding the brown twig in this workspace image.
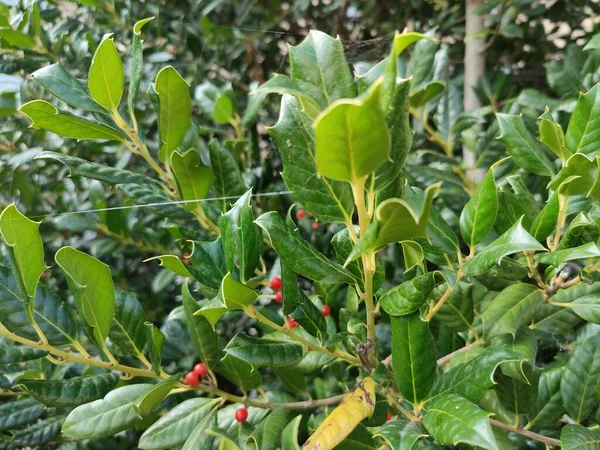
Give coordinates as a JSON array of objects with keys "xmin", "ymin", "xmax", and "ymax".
[{"xmin": 489, "ymin": 418, "xmax": 561, "ymax": 447}]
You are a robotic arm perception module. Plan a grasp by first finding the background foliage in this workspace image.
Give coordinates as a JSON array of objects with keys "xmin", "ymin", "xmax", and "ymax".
[{"xmin": 1, "ymin": 0, "xmax": 600, "ymax": 449}]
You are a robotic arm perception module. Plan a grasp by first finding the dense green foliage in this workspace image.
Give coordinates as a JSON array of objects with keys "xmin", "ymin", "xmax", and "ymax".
[{"xmin": 2, "ymin": 1, "xmax": 600, "ymax": 449}]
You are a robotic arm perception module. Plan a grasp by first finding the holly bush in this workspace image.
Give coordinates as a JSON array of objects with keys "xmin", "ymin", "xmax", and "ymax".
[{"xmin": 2, "ymin": 5, "xmax": 600, "ymax": 450}]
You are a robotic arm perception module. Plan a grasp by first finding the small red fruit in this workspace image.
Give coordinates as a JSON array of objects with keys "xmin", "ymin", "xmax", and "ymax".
[
  {"xmin": 312, "ymin": 222, "xmax": 319, "ymax": 231},
  {"xmin": 182, "ymin": 252, "xmax": 191, "ymax": 265},
  {"xmin": 275, "ymin": 290, "xmax": 283, "ymax": 304},
  {"xmin": 270, "ymin": 276, "xmax": 282, "ymax": 290},
  {"xmin": 40, "ymin": 272, "xmax": 46, "ymax": 280},
  {"xmin": 387, "ymin": 412, "xmax": 392, "ymax": 421},
  {"xmin": 322, "ymin": 304, "xmax": 331, "ymax": 317},
  {"xmin": 288, "ymin": 317, "xmax": 299, "ymax": 328},
  {"xmin": 184, "ymin": 371, "xmax": 199, "ymax": 386},
  {"xmin": 235, "ymin": 407, "xmax": 248, "ymax": 423},
  {"xmin": 193, "ymin": 363, "xmax": 208, "ymax": 377},
  {"xmin": 296, "ymin": 209, "xmax": 306, "ymax": 220}
]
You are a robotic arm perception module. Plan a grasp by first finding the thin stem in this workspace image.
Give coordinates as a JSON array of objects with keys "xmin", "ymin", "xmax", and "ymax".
[
  {"xmin": 550, "ymin": 194, "xmax": 568, "ymax": 251},
  {"xmin": 244, "ymin": 306, "xmax": 360, "ymax": 365},
  {"xmin": 524, "ymin": 251, "xmax": 547, "ymax": 290},
  {"xmin": 436, "ymin": 339, "xmax": 483, "ymax": 367},
  {"xmin": 489, "ymin": 418, "xmax": 561, "ymax": 447},
  {"xmin": 95, "ymin": 224, "xmax": 172, "ymax": 255},
  {"xmin": 425, "ymin": 270, "xmax": 464, "ymax": 322}
]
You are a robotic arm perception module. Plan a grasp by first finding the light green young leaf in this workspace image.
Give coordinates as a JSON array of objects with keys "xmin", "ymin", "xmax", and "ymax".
[
  {"xmin": 463, "ymin": 220, "xmax": 546, "ymax": 277},
  {"xmin": 282, "ymin": 415, "xmax": 303, "ymax": 450},
  {"xmin": 133, "ymin": 380, "xmax": 179, "ymax": 417},
  {"xmin": 535, "ymin": 242, "xmax": 600, "ymax": 267},
  {"xmin": 55, "ymin": 246, "xmax": 114, "ymax": 346},
  {"xmin": 0, "ymin": 204, "xmax": 47, "ymax": 322},
  {"xmin": 459, "ymin": 169, "xmax": 497, "ymax": 248},
  {"xmin": 269, "ymin": 95, "xmax": 354, "ymax": 223},
  {"xmin": 0, "ymin": 27, "xmax": 36, "ymax": 48},
  {"xmin": 549, "ymin": 153, "xmax": 600, "ymax": 198},
  {"xmin": 88, "ymin": 37, "xmax": 124, "ymax": 111},
  {"xmin": 497, "ymin": 113, "xmax": 555, "ymax": 176},
  {"xmin": 171, "ymin": 149, "xmax": 214, "ymax": 211},
  {"xmin": 213, "ymin": 93, "xmax": 234, "ymax": 124},
  {"xmin": 20, "ymin": 100, "xmax": 124, "ymax": 141},
  {"xmin": 565, "ymin": 84, "xmax": 600, "ymax": 156},
  {"xmin": 391, "ymin": 312, "xmax": 436, "ymax": 404},
  {"xmin": 62, "ymin": 384, "xmax": 153, "ymax": 439},
  {"xmin": 423, "ymin": 393, "xmax": 497, "ymax": 450},
  {"xmin": 314, "ymin": 80, "xmax": 390, "ymax": 183},
  {"xmin": 155, "ymin": 66, "xmax": 191, "ymax": 162},
  {"xmin": 540, "ymin": 108, "xmax": 571, "ymax": 164}
]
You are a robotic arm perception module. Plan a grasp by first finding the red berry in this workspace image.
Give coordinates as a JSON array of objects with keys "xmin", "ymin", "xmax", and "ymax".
[
  {"xmin": 322, "ymin": 304, "xmax": 331, "ymax": 317},
  {"xmin": 182, "ymin": 252, "xmax": 191, "ymax": 265},
  {"xmin": 184, "ymin": 371, "xmax": 199, "ymax": 386},
  {"xmin": 270, "ymin": 276, "xmax": 282, "ymax": 290},
  {"xmin": 387, "ymin": 412, "xmax": 392, "ymax": 421},
  {"xmin": 275, "ymin": 290, "xmax": 283, "ymax": 304},
  {"xmin": 296, "ymin": 209, "xmax": 306, "ymax": 220},
  {"xmin": 193, "ymin": 363, "xmax": 208, "ymax": 377},
  {"xmin": 40, "ymin": 272, "xmax": 46, "ymax": 280},
  {"xmin": 235, "ymin": 407, "xmax": 248, "ymax": 423},
  {"xmin": 312, "ymin": 222, "xmax": 319, "ymax": 231},
  {"xmin": 288, "ymin": 317, "xmax": 299, "ymax": 328}
]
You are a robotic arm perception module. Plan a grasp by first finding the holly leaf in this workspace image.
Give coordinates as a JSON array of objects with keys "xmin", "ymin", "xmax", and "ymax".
[
  {"xmin": 223, "ymin": 334, "xmax": 303, "ymax": 369},
  {"xmin": 88, "ymin": 38, "xmax": 124, "ymax": 111}
]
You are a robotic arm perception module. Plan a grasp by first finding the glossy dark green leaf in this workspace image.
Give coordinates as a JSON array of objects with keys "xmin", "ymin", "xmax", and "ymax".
[
  {"xmin": 19, "ymin": 373, "xmax": 119, "ymax": 407},
  {"xmin": 269, "ymin": 95, "xmax": 354, "ymax": 223},
  {"xmin": 36, "ymin": 151, "xmax": 158, "ymax": 185},
  {"xmin": 0, "ymin": 264, "xmax": 76, "ymax": 346},
  {"xmin": 280, "ymin": 261, "xmax": 302, "ymax": 315},
  {"xmin": 561, "ymin": 424, "xmax": 600, "ymax": 450},
  {"xmin": 314, "ymin": 80, "xmax": 390, "ymax": 183},
  {"xmin": 180, "ymin": 406, "xmax": 218, "ymax": 450},
  {"xmin": 290, "ymin": 293, "xmax": 327, "ymax": 339},
  {"xmin": 55, "ymin": 246, "xmax": 114, "ymax": 346},
  {"xmin": 551, "ymin": 281, "xmax": 600, "ymax": 324},
  {"xmin": 257, "ymin": 74, "xmax": 327, "ymax": 113},
  {"xmin": 155, "ymin": 66, "xmax": 191, "ymax": 161},
  {"xmin": 495, "ymin": 367, "xmax": 539, "ymax": 414},
  {"xmin": 548, "ymin": 153, "xmax": 600, "ymax": 197},
  {"xmin": 375, "ymin": 78, "xmax": 412, "ymax": 204},
  {"xmin": 31, "ymin": 63, "xmax": 105, "ymax": 113},
  {"xmin": 380, "ymin": 273, "xmax": 434, "ymax": 316},
  {"xmin": 182, "ymin": 281, "xmax": 219, "ymax": 368},
  {"xmin": 171, "ymin": 149, "xmax": 214, "ymax": 211},
  {"xmin": 20, "ymin": 100, "xmax": 124, "ymax": 140},
  {"xmin": 530, "ymin": 192, "xmax": 560, "ymax": 241},
  {"xmin": 288, "ymin": 30, "xmax": 355, "ymax": 106},
  {"xmin": 88, "ymin": 37, "xmax": 124, "ymax": 111},
  {"xmin": 463, "ymin": 220, "xmax": 546, "ymax": 277},
  {"xmin": 434, "ymin": 282, "xmax": 474, "ymax": 332},
  {"xmin": 62, "ymin": 383, "xmax": 153, "ymax": 439},
  {"xmin": 459, "ymin": 169, "xmax": 497, "ymax": 248},
  {"xmin": 145, "ymin": 322, "xmax": 165, "ymax": 375},
  {"xmin": 0, "ymin": 345, "xmax": 47, "ymax": 363},
  {"xmin": 374, "ymin": 418, "xmax": 427, "ymax": 450},
  {"xmin": 0, "ymin": 398, "xmax": 45, "ymax": 431},
  {"xmin": 423, "ymin": 205, "xmax": 460, "ymax": 254},
  {"xmin": 425, "ymin": 349, "xmax": 522, "ymax": 404},
  {"xmin": 218, "ymin": 353, "xmax": 262, "ymax": 391},
  {"xmin": 219, "ymin": 189, "xmax": 260, "ymax": 283},
  {"xmin": 497, "ymin": 113, "xmax": 555, "ymax": 176},
  {"xmin": 423, "ymin": 393, "xmax": 496, "ymax": 450},
  {"xmin": 273, "ymin": 365, "xmax": 307, "ymax": 394},
  {"xmin": 565, "ymin": 84, "xmax": 600, "ymax": 156},
  {"xmin": 223, "ymin": 333, "xmax": 303, "ymax": 369},
  {"xmin": 483, "ymin": 283, "xmax": 544, "ymax": 339},
  {"xmin": 526, "ymin": 366, "xmax": 565, "ymax": 429},
  {"xmin": 10, "ymin": 415, "xmax": 65, "ymax": 447},
  {"xmin": 536, "ymin": 242, "xmax": 600, "ymax": 267},
  {"xmin": 128, "ymin": 17, "xmax": 154, "ymax": 121},
  {"xmin": 560, "ymin": 334, "xmax": 600, "ymax": 422},
  {"xmin": 391, "ymin": 312, "xmax": 436, "ymax": 404},
  {"xmin": 208, "ymin": 139, "xmax": 247, "ymax": 212},
  {"xmin": 410, "ymin": 81, "xmax": 445, "ymax": 107},
  {"xmin": 110, "ymin": 289, "xmax": 147, "ymax": 360},
  {"xmin": 247, "ymin": 408, "xmax": 290, "ymax": 450},
  {"xmin": 492, "ymin": 327, "xmax": 537, "ymax": 383},
  {"xmin": 255, "ymin": 212, "xmax": 356, "ymax": 284},
  {"xmin": 139, "ymin": 398, "xmax": 221, "ymax": 450}
]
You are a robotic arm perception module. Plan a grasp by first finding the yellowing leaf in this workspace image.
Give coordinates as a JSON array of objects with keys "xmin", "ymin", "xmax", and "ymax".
[{"xmin": 302, "ymin": 377, "xmax": 376, "ymax": 450}]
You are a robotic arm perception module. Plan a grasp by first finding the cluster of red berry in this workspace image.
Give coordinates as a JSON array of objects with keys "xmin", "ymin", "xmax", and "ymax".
[
  {"xmin": 183, "ymin": 362, "xmax": 249, "ymax": 423},
  {"xmin": 269, "ymin": 276, "xmax": 331, "ymax": 322},
  {"xmin": 296, "ymin": 208, "xmax": 319, "ymax": 231}
]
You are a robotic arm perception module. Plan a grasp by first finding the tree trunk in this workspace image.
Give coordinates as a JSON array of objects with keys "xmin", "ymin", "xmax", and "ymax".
[{"xmin": 463, "ymin": 0, "xmax": 486, "ymax": 184}]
